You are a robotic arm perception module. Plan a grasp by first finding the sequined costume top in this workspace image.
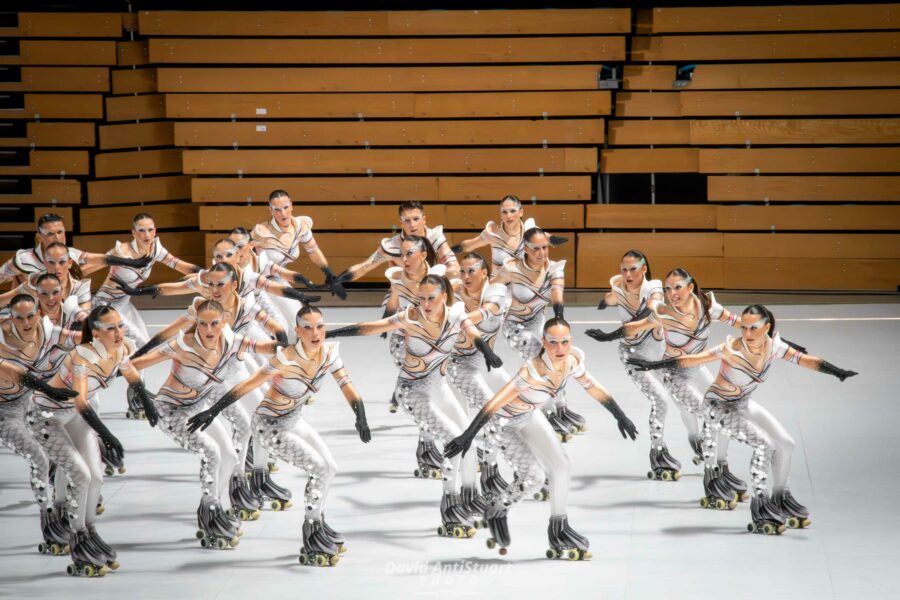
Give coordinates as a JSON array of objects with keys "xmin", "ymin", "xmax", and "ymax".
[
  {"xmin": 476, "ymin": 218, "xmax": 535, "ymax": 269},
  {"xmin": 251, "ymin": 216, "xmax": 317, "ymax": 267},
  {"xmin": 0, "ymin": 317, "xmax": 79, "ymax": 401},
  {"xmin": 156, "ymin": 327, "xmax": 257, "ymax": 407},
  {"xmin": 0, "ymin": 274, "xmax": 89, "ymax": 328},
  {"xmin": 653, "ymin": 292, "xmax": 734, "ymax": 358},
  {"xmin": 366, "ymin": 226, "xmax": 455, "ymax": 271},
  {"xmin": 258, "ymin": 342, "xmax": 345, "ymax": 418},
  {"xmin": 496, "ymin": 347, "xmax": 589, "ymax": 420},
  {"xmin": 33, "ymin": 338, "xmax": 136, "ymax": 410},
  {"xmin": 0, "ymin": 245, "xmax": 86, "ymax": 285},
  {"xmin": 389, "ymin": 302, "xmax": 471, "ymax": 381},
  {"xmin": 454, "ymin": 282, "xmax": 509, "ymax": 357},
  {"xmin": 497, "ymin": 258, "xmax": 566, "ymax": 324},
  {"xmin": 705, "ymin": 333, "xmax": 802, "ymax": 403},
  {"xmin": 184, "ymin": 294, "xmax": 265, "ymax": 338},
  {"xmin": 608, "ymin": 274, "xmax": 663, "ymax": 347},
  {"xmin": 94, "ymin": 238, "xmax": 180, "ymax": 303}
]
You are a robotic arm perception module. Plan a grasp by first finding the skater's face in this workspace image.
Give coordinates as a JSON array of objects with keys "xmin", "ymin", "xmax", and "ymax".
[
  {"xmin": 400, "ymin": 209, "xmax": 425, "ymax": 237},
  {"xmin": 620, "ymin": 256, "xmax": 646, "ymax": 287},
  {"xmin": 36, "ymin": 278, "xmax": 63, "ymax": 313},
  {"xmin": 296, "ymin": 312, "xmax": 325, "ymax": 352},
  {"xmin": 499, "ymin": 199, "xmax": 522, "ymax": 227},
  {"xmin": 268, "ymin": 195, "xmax": 293, "ymax": 228},
  {"xmin": 401, "ymin": 240, "xmax": 427, "ymax": 271},
  {"xmin": 206, "ymin": 271, "xmax": 235, "ymax": 302},
  {"xmin": 37, "ymin": 220, "xmax": 66, "ymax": 248},
  {"xmin": 94, "ymin": 310, "xmax": 126, "ymax": 349},
  {"xmin": 542, "ymin": 323, "xmax": 573, "ymax": 362},
  {"xmin": 196, "ymin": 308, "xmax": 225, "ymax": 346},
  {"xmin": 740, "ymin": 313, "xmax": 770, "ymax": 346},
  {"xmin": 10, "ymin": 300, "xmax": 38, "ymax": 339},
  {"xmin": 131, "ymin": 218, "xmax": 157, "ymax": 246},
  {"xmin": 664, "ymin": 275, "xmax": 693, "ymax": 308},
  {"xmin": 460, "ymin": 257, "xmax": 487, "ymax": 290},
  {"xmin": 417, "ymin": 282, "xmax": 445, "ymax": 321},
  {"xmin": 229, "ymin": 233, "xmax": 251, "ymax": 261},
  {"xmin": 523, "ymin": 231, "xmax": 550, "ymax": 264},
  {"xmin": 43, "ymin": 246, "xmax": 71, "ymax": 279},
  {"xmin": 212, "ymin": 241, "xmax": 238, "ymax": 266}
]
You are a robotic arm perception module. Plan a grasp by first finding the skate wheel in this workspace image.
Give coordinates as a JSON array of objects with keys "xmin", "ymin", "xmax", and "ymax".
[
  {"xmin": 747, "ymin": 523, "xmax": 756, "ymax": 533},
  {"xmin": 556, "ymin": 432, "xmax": 563, "ymax": 442},
  {"xmin": 108, "ymin": 560, "xmax": 120, "ymax": 571},
  {"xmin": 776, "ymin": 524, "xmax": 786, "ymax": 534},
  {"xmin": 105, "ymin": 466, "xmax": 114, "ymax": 477},
  {"xmin": 498, "ymin": 547, "xmax": 508, "ymax": 556},
  {"xmin": 315, "ymin": 554, "xmax": 328, "ymax": 567},
  {"xmin": 95, "ymin": 504, "xmax": 105, "ymax": 515},
  {"xmin": 700, "ymin": 497, "xmax": 710, "ymax": 508},
  {"xmin": 567, "ymin": 549, "xmax": 580, "ymax": 561},
  {"xmin": 337, "ymin": 544, "xmax": 347, "ymax": 554},
  {"xmin": 737, "ymin": 491, "xmax": 749, "ymax": 502},
  {"xmin": 579, "ymin": 425, "xmax": 588, "ymax": 433},
  {"xmin": 270, "ymin": 500, "xmax": 282, "ymax": 511},
  {"xmin": 84, "ymin": 565, "xmax": 95, "ymax": 577},
  {"xmin": 452, "ymin": 526, "xmax": 464, "ymax": 538},
  {"xmin": 467, "ymin": 527, "xmax": 476, "ymax": 538},
  {"xmin": 267, "ymin": 463, "xmax": 279, "ymax": 473},
  {"xmin": 762, "ymin": 523, "xmax": 776, "ymax": 535},
  {"xmin": 196, "ymin": 530, "xmax": 205, "ymax": 539},
  {"xmin": 692, "ymin": 456, "xmax": 702, "ymax": 466},
  {"xmin": 546, "ymin": 549, "xmax": 557, "ymax": 559},
  {"xmin": 200, "ymin": 537, "xmax": 209, "ymax": 548},
  {"xmin": 432, "ymin": 471, "xmax": 441, "ymax": 480},
  {"xmin": 329, "ymin": 555, "xmax": 340, "ymax": 566},
  {"xmin": 673, "ymin": 471, "xmax": 682, "ymax": 481},
  {"xmin": 229, "ymin": 537, "xmax": 240, "ymax": 547},
  {"xmin": 38, "ymin": 543, "xmax": 47, "ymax": 554},
  {"xmin": 67, "ymin": 564, "xmax": 75, "ymax": 576},
  {"xmin": 63, "ymin": 544, "xmax": 70, "ymax": 554},
  {"xmin": 729, "ymin": 500, "xmax": 737, "ymax": 510},
  {"xmin": 215, "ymin": 538, "xmax": 228, "ymax": 549},
  {"xmin": 582, "ymin": 551, "xmax": 593, "ymax": 560},
  {"xmin": 281, "ymin": 500, "xmax": 293, "ymax": 510},
  {"xmin": 715, "ymin": 499, "xmax": 727, "ymax": 510},
  {"xmin": 437, "ymin": 526, "xmax": 447, "ymax": 536},
  {"xmin": 486, "ymin": 537, "xmax": 496, "ymax": 549},
  {"xmin": 389, "ymin": 406, "xmax": 398, "ymax": 414},
  {"xmin": 413, "ymin": 469, "xmax": 422, "ymax": 478},
  {"xmin": 118, "ymin": 466, "xmax": 126, "ymax": 475},
  {"xmin": 661, "ymin": 470, "xmax": 672, "ymax": 481},
  {"xmin": 646, "ymin": 471, "xmax": 654, "ymax": 480},
  {"xmin": 476, "ymin": 463, "xmax": 481, "ymax": 472},
  {"xmin": 51, "ymin": 544, "xmax": 62, "ymax": 556},
  {"xmin": 125, "ymin": 411, "xmax": 133, "ymax": 419},
  {"xmin": 299, "ymin": 552, "xmax": 309, "ymax": 565}
]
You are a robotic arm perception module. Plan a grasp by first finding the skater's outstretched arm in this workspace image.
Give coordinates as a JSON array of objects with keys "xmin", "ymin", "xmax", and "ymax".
[
  {"xmin": 450, "ymin": 235, "xmax": 488, "ymax": 256},
  {"xmin": 257, "ymin": 278, "xmax": 321, "ymax": 305},
  {"xmin": 71, "ymin": 358, "xmax": 125, "ymax": 464},
  {"xmin": 459, "ymin": 318, "xmax": 503, "ymax": 371},
  {"xmin": 325, "ymin": 315, "xmax": 402, "ymax": 339},
  {"xmin": 266, "ymin": 264, "xmax": 317, "ymax": 289},
  {"xmin": 83, "ymin": 251, "xmax": 154, "ymax": 273},
  {"xmin": 797, "ymin": 353, "xmax": 857, "ymax": 381},
  {"xmin": 186, "ymin": 367, "xmax": 273, "ymax": 433},
  {"xmin": 626, "ymin": 348, "xmax": 719, "ymax": 371},
  {"xmin": 332, "ymin": 369, "xmax": 371, "ymax": 443},
  {"xmin": 444, "ymin": 379, "xmax": 521, "ymax": 459},
  {"xmin": 550, "ymin": 273, "xmax": 565, "ymax": 320},
  {"xmin": 112, "ymin": 274, "xmax": 196, "ymax": 298},
  {"xmin": 574, "ymin": 370, "xmax": 637, "ymax": 440},
  {"xmin": 585, "ymin": 316, "xmax": 655, "ymax": 343},
  {"xmin": 0, "ymin": 359, "xmax": 78, "ymax": 401},
  {"xmin": 255, "ymin": 310, "xmax": 289, "ymax": 346},
  {"xmin": 130, "ymin": 314, "xmax": 192, "ymax": 359}
]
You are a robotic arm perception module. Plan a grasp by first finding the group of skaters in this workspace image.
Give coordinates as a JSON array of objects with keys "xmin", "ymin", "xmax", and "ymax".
[{"xmin": 0, "ymin": 192, "xmax": 857, "ymax": 576}]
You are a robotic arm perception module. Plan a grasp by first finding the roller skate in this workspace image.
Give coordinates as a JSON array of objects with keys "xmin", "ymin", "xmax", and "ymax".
[
  {"xmin": 299, "ymin": 517, "xmax": 340, "ymax": 566},
  {"xmin": 437, "ymin": 493, "xmax": 476, "ymax": 539},
  {"xmin": 557, "ymin": 405, "xmax": 587, "ymax": 434},
  {"xmin": 688, "ymin": 435, "xmax": 704, "ymax": 466},
  {"xmin": 229, "ymin": 473, "xmax": 261, "ymax": 521},
  {"xmin": 484, "ymin": 503, "xmax": 510, "ymax": 555},
  {"xmin": 388, "ymin": 392, "xmax": 399, "ymax": 414},
  {"xmin": 196, "ymin": 496, "xmax": 240, "ymax": 549},
  {"xmin": 38, "ymin": 507, "xmax": 70, "ymax": 556},
  {"xmin": 699, "ymin": 466, "xmax": 737, "ymax": 510},
  {"xmin": 480, "ymin": 462, "xmax": 509, "ymax": 498},
  {"xmin": 249, "ymin": 467, "xmax": 293, "ymax": 510},
  {"xmin": 413, "ymin": 440, "xmax": 443, "ymax": 479},
  {"xmin": 719, "ymin": 461, "xmax": 750, "ymax": 502},
  {"xmin": 85, "ymin": 523, "xmax": 120, "ymax": 570},
  {"xmin": 304, "ymin": 396, "xmax": 315, "ymax": 406},
  {"xmin": 647, "ymin": 443, "xmax": 682, "ymax": 481},
  {"xmin": 546, "ymin": 514, "xmax": 592, "ymax": 561},
  {"xmin": 545, "ymin": 409, "xmax": 572, "ymax": 442},
  {"xmin": 747, "ymin": 492, "xmax": 786, "ymax": 535},
  {"xmin": 532, "ymin": 477, "xmax": 551, "ymax": 502},
  {"xmin": 773, "ymin": 489, "xmax": 811, "ymax": 529},
  {"xmin": 319, "ymin": 513, "xmax": 347, "ymax": 554},
  {"xmin": 96, "ymin": 493, "xmax": 105, "ymax": 515},
  {"xmin": 100, "ymin": 440, "xmax": 126, "ymax": 477},
  {"xmin": 461, "ymin": 486, "xmax": 488, "ymax": 529},
  {"xmin": 124, "ymin": 386, "xmax": 146, "ymax": 420},
  {"xmin": 268, "ymin": 460, "xmax": 279, "ymax": 473},
  {"xmin": 67, "ymin": 529, "xmax": 110, "ymax": 577}
]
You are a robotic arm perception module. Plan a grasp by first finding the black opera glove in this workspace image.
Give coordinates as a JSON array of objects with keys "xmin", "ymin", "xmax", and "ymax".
[
  {"xmin": 596, "ymin": 297, "xmax": 608, "ymax": 311},
  {"xmin": 130, "ymin": 332, "xmax": 167, "ymax": 360},
  {"xmin": 817, "ymin": 360, "xmax": 858, "ymax": 382},
  {"xmin": 322, "ymin": 266, "xmax": 348, "ymax": 300},
  {"xmin": 20, "ymin": 373, "xmax": 77, "ymax": 401},
  {"xmin": 325, "ymin": 325, "xmax": 362, "ymax": 339},
  {"xmin": 106, "ymin": 254, "xmax": 153, "ymax": 269},
  {"xmin": 280, "ymin": 286, "xmax": 321, "ymax": 305},
  {"xmin": 274, "ymin": 330, "xmax": 289, "ymax": 346},
  {"xmin": 128, "ymin": 381, "xmax": 159, "ymax": 427},
  {"xmin": 601, "ymin": 398, "xmax": 638, "ymax": 440},
  {"xmin": 450, "ymin": 243, "xmax": 463, "ymax": 254},
  {"xmin": 444, "ymin": 409, "xmax": 491, "ymax": 459},
  {"xmin": 585, "ymin": 327, "xmax": 625, "ymax": 343},
  {"xmin": 80, "ymin": 406, "xmax": 124, "ymax": 464},
  {"xmin": 291, "ymin": 272, "xmax": 316, "ymax": 288},
  {"xmin": 781, "ymin": 337, "xmax": 808, "ymax": 355},
  {"xmin": 625, "ymin": 357, "xmax": 680, "ymax": 372},
  {"xmin": 474, "ymin": 337, "xmax": 503, "ymax": 371},
  {"xmin": 548, "ymin": 235, "xmax": 569, "ymax": 246},
  {"xmin": 186, "ymin": 389, "xmax": 240, "ymax": 433},
  {"xmin": 351, "ymin": 400, "xmax": 371, "ymax": 443},
  {"xmin": 552, "ymin": 303, "xmax": 565, "ymax": 320},
  {"xmin": 111, "ymin": 276, "xmax": 159, "ymax": 298}
]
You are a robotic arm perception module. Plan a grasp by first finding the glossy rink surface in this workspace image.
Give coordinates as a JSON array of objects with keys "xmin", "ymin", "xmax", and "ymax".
[{"xmin": 1, "ymin": 303, "xmax": 897, "ymax": 600}]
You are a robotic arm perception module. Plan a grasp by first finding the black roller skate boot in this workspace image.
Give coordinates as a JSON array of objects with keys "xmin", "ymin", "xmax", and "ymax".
[
  {"xmin": 438, "ymin": 492, "xmax": 476, "ymax": 539},
  {"xmin": 319, "ymin": 512, "xmax": 346, "ymax": 554},
  {"xmin": 773, "ymin": 488, "xmax": 811, "ymax": 529},
  {"xmin": 545, "ymin": 409, "xmax": 572, "ymax": 442},
  {"xmin": 718, "ymin": 461, "xmax": 750, "ymax": 502},
  {"xmin": 249, "ymin": 467, "xmax": 293, "ymax": 510},
  {"xmin": 748, "ymin": 491, "xmax": 786, "ymax": 535},
  {"xmin": 700, "ymin": 466, "xmax": 737, "ymax": 510},
  {"xmin": 67, "ymin": 529, "xmax": 110, "ymax": 577},
  {"xmin": 299, "ymin": 517, "xmax": 340, "ymax": 567},
  {"xmin": 688, "ymin": 435, "xmax": 704, "ymax": 466},
  {"xmin": 85, "ymin": 523, "xmax": 119, "ymax": 570},
  {"xmin": 557, "ymin": 404, "xmax": 587, "ymax": 434},
  {"xmin": 546, "ymin": 514, "xmax": 591, "ymax": 561},
  {"xmin": 229, "ymin": 473, "xmax": 261, "ymax": 521},
  {"xmin": 461, "ymin": 486, "xmax": 488, "ymax": 529},
  {"xmin": 647, "ymin": 443, "xmax": 682, "ymax": 481},
  {"xmin": 480, "ymin": 462, "xmax": 509, "ymax": 498},
  {"xmin": 413, "ymin": 440, "xmax": 443, "ymax": 479},
  {"xmin": 196, "ymin": 496, "xmax": 240, "ymax": 549},
  {"xmin": 38, "ymin": 507, "xmax": 69, "ymax": 556},
  {"xmin": 124, "ymin": 386, "xmax": 145, "ymax": 420},
  {"xmin": 484, "ymin": 502, "xmax": 510, "ymax": 555}
]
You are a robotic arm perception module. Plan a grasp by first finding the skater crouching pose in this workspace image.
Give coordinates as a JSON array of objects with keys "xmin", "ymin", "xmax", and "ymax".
[
  {"xmin": 628, "ymin": 304, "xmax": 856, "ymax": 534},
  {"xmin": 131, "ymin": 300, "xmax": 285, "ymax": 548},
  {"xmin": 326, "ymin": 274, "xmax": 503, "ymax": 539},
  {"xmin": 445, "ymin": 318, "xmax": 638, "ymax": 559},
  {"xmin": 186, "ymin": 305, "xmax": 371, "ymax": 566},
  {"xmin": 29, "ymin": 305, "xmax": 158, "ymax": 577}
]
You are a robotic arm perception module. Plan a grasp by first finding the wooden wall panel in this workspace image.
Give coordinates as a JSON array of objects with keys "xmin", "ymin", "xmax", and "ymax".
[
  {"xmin": 708, "ymin": 176, "xmax": 900, "ymax": 202},
  {"xmin": 699, "ymin": 148, "xmax": 900, "ymax": 174},
  {"xmin": 716, "ymin": 206, "xmax": 900, "ymax": 231},
  {"xmin": 79, "ymin": 203, "xmax": 199, "ymax": 233},
  {"xmin": 640, "ymin": 5, "xmax": 899, "ymax": 33},
  {"xmin": 88, "ymin": 175, "xmax": 192, "ymax": 206},
  {"xmin": 586, "ymin": 205, "xmax": 717, "ymax": 229}
]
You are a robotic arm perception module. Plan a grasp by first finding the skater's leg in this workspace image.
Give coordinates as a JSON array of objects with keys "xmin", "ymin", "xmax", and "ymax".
[
  {"xmin": 1, "ymin": 397, "xmax": 52, "ymax": 508},
  {"xmin": 433, "ymin": 379, "xmax": 477, "ymax": 489},
  {"xmin": 31, "ymin": 410, "xmax": 90, "ymax": 531},
  {"xmin": 64, "ymin": 415, "xmax": 104, "ymax": 528},
  {"xmin": 520, "ymin": 411, "xmax": 570, "ymax": 517}
]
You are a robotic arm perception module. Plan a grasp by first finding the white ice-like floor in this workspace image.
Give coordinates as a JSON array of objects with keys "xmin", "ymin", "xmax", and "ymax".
[{"xmin": 1, "ymin": 303, "xmax": 899, "ymax": 600}]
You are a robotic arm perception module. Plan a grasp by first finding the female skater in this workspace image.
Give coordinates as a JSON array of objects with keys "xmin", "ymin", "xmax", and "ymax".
[
  {"xmin": 491, "ymin": 227, "xmax": 584, "ymax": 441},
  {"xmin": 0, "ymin": 294, "xmax": 83, "ymax": 555},
  {"xmin": 595, "ymin": 250, "xmax": 687, "ymax": 481},
  {"xmin": 627, "ymin": 304, "xmax": 856, "ymax": 533},
  {"xmin": 586, "ymin": 268, "xmax": 748, "ymax": 504},
  {"xmin": 326, "ymin": 274, "xmax": 504, "ymax": 538},
  {"xmin": 131, "ymin": 299, "xmax": 285, "ymax": 547},
  {"xmin": 0, "ymin": 242, "xmax": 92, "ymax": 321},
  {"xmin": 29, "ymin": 305, "xmax": 158, "ymax": 577},
  {"xmin": 445, "ymin": 318, "xmax": 638, "ymax": 559},
  {"xmin": 186, "ymin": 305, "xmax": 371, "ymax": 566}
]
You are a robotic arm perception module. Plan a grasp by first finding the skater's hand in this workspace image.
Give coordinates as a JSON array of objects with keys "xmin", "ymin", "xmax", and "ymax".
[
  {"xmin": 282, "ymin": 286, "xmax": 321, "ymax": 305},
  {"xmin": 274, "ymin": 330, "xmax": 289, "ymax": 346},
  {"xmin": 625, "ymin": 357, "xmax": 654, "ymax": 371},
  {"xmin": 585, "ymin": 328, "xmax": 624, "ymax": 343},
  {"xmin": 291, "ymin": 272, "xmax": 315, "ymax": 288},
  {"xmin": 836, "ymin": 369, "xmax": 858, "ymax": 382},
  {"xmin": 352, "ymin": 400, "xmax": 371, "ymax": 443},
  {"xmin": 101, "ymin": 434, "xmax": 125, "ymax": 466},
  {"xmin": 475, "ymin": 338, "xmax": 503, "ymax": 371},
  {"xmin": 443, "ymin": 434, "xmax": 473, "ymax": 459},
  {"xmin": 111, "ymin": 276, "xmax": 158, "ymax": 298},
  {"xmin": 187, "ymin": 408, "xmax": 218, "ymax": 433},
  {"xmin": 20, "ymin": 372, "xmax": 77, "ymax": 401},
  {"xmin": 450, "ymin": 243, "xmax": 463, "ymax": 254},
  {"xmin": 548, "ymin": 235, "xmax": 569, "ymax": 247},
  {"xmin": 107, "ymin": 254, "xmax": 153, "ymax": 269},
  {"xmin": 602, "ymin": 398, "xmax": 638, "ymax": 441},
  {"xmin": 596, "ymin": 298, "xmax": 608, "ymax": 311},
  {"xmin": 129, "ymin": 382, "xmax": 158, "ymax": 428},
  {"xmin": 322, "ymin": 266, "xmax": 349, "ymax": 300}
]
